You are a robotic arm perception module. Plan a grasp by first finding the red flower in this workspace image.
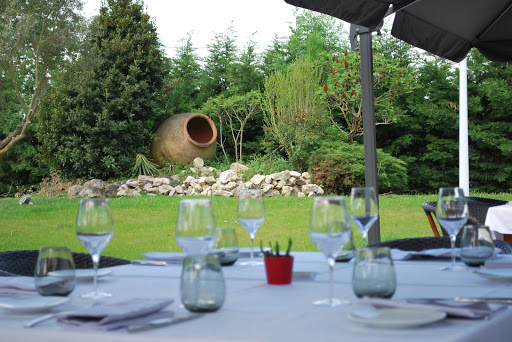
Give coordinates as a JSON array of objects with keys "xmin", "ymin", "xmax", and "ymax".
[
  {"xmin": 323, "ymin": 83, "xmax": 328, "ymax": 92},
  {"xmin": 344, "ymin": 60, "xmax": 348, "ymax": 68}
]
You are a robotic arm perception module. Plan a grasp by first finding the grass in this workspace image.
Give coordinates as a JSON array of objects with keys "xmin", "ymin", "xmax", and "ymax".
[{"xmin": 1, "ymin": 193, "xmax": 510, "ymax": 260}]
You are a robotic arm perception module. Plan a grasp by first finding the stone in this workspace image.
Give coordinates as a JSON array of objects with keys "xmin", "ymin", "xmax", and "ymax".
[
  {"xmin": 158, "ymin": 184, "xmax": 173, "ymax": 195},
  {"xmin": 295, "ymin": 177, "xmax": 306, "ymax": 186},
  {"xmin": 213, "ymin": 190, "xmax": 233, "ymax": 197},
  {"xmin": 265, "ymin": 175, "xmax": 273, "ymax": 184},
  {"xmin": 137, "ymin": 175, "xmax": 154, "ymax": 186},
  {"xmin": 105, "ymin": 184, "xmax": 119, "ymax": 198},
  {"xmin": 275, "ymin": 180, "xmax": 286, "ymax": 190},
  {"xmin": 193, "ymin": 157, "xmax": 204, "ymax": 168},
  {"xmin": 302, "ymin": 184, "xmax": 324, "ymax": 195},
  {"xmin": 126, "ymin": 179, "xmax": 139, "ymax": 187},
  {"xmin": 274, "ymin": 170, "xmax": 290, "ymax": 181},
  {"xmin": 267, "ymin": 189, "xmax": 281, "ymax": 197},
  {"xmin": 261, "ymin": 183, "xmax": 274, "ymax": 193},
  {"xmin": 289, "ymin": 171, "xmax": 301, "ymax": 178},
  {"xmin": 230, "ymin": 162, "xmax": 249, "ymax": 172},
  {"xmin": 287, "ymin": 177, "xmax": 296, "ymax": 186},
  {"xmin": 174, "ymin": 185, "xmax": 184, "ymax": 194},
  {"xmin": 250, "ymin": 174, "xmax": 265, "ymax": 185},
  {"xmin": 302, "ymin": 172, "xmax": 311, "ymax": 179},
  {"xmin": 297, "ymin": 192, "xmax": 306, "ymax": 198},
  {"xmin": 204, "ymin": 176, "xmax": 216, "ymax": 184},
  {"xmin": 218, "ymin": 169, "xmax": 238, "ymax": 184},
  {"xmin": 79, "ymin": 179, "xmax": 105, "ymax": 198},
  {"xmin": 281, "ymin": 186, "xmax": 293, "ymax": 197},
  {"xmin": 68, "ymin": 185, "xmax": 82, "ymax": 198},
  {"xmin": 153, "ymin": 177, "xmax": 170, "ymax": 186}
]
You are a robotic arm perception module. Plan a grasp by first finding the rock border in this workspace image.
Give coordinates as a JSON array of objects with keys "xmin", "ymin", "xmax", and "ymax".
[{"xmin": 67, "ymin": 160, "xmax": 324, "ymax": 199}]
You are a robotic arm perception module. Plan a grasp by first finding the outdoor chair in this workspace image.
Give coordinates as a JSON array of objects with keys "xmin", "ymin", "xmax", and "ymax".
[
  {"xmin": 422, "ymin": 197, "xmax": 508, "ymax": 237},
  {"xmin": 369, "ymin": 236, "xmax": 512, "ymax": 254},
  {"xmin": 0, "ymin": 250, "xmax": 130, "ymax": 277}
]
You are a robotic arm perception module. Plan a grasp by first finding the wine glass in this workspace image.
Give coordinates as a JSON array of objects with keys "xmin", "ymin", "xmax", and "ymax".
[
  {"xmin": 237, "ymin": 189, "xmax": 265, "ymax": 266},
  {"xmin": 175, "ymin": 198, "xmax": 217, "ymax": 259},
  {"xmin": 436, "ymin": 187, "xmax": 468, "ymax": 271},
  {"xmin": 76, "ymin": 199, "xmax": 114, "ymax": 299},
  {"xmin": 348, "ymin": 187, "xmax": 379, "ymax": 247},
  {"xmin": 309, "ymin": 196, "xmax": 352, "ymax": 307}
]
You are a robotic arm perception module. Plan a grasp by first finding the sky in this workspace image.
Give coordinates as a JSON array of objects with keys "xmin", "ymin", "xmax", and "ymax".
[{"xmin": 83, "ymin": 0, "xmax": 300, "ymax": 58}]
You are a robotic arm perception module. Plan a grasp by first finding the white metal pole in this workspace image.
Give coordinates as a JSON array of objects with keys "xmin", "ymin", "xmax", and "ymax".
[{"xmin": 459, "ymin": 58, "xmax": 470, "ymax": 196}]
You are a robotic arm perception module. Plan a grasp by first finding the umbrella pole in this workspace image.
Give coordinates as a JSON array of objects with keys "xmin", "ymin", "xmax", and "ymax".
[{"xmin": 359, "ymin": 28, "xmax": 381, "ymax": 244}]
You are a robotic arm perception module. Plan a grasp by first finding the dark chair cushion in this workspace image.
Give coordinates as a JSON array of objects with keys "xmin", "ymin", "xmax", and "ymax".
[
  {"xmin": 369, "ymin": 236, "xmax": 512, "ymax": 254},
  {"xmin": 0, "ymin": 250, "xmax": 130, "ymax": 277}
]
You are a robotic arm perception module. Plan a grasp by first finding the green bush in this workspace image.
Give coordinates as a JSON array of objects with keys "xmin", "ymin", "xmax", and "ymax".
[{"xmin": 309, "ymin": 141, "xmax": 408, "ymax": 195}]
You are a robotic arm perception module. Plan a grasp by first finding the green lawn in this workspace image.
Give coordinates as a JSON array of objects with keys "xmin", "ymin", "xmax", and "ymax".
[{"xmin": 1, "ymin": 193, "xmax": 510, "ymax": 260}]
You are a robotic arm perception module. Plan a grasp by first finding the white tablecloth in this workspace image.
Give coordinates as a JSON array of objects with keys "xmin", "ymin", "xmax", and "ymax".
[
  {"xmin": 0, "ymin": 252, "xmax": 511, "ymax": 342},
  {"xmin": 485, "ymin": 203, "xmax": 512, "ymax": 238}
]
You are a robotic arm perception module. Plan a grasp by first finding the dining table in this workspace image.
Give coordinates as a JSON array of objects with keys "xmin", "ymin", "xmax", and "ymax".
[
  {"xmin": 1, "ymin": 251, "xmax": 512, "ymax": 342},
  {"xmin": 485, "ymin": 202, "xmax": 512, "ymax": 243}
]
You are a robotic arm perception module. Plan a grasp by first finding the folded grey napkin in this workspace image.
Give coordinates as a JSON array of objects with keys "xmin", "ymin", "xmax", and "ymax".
[
  {"xmin": 58, "ymin": 298, "xmax": 174, "ymax": 330},
  {"xmin": 358, "ymin": 297, "xmax": 505, "ymax": 319},
  {"xmin": 0, "ymin": 277, "xmax": 37, "ymax": 295}
]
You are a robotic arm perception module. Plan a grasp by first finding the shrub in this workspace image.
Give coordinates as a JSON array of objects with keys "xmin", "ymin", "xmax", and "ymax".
[{"xmin": 309, "ymin": 141, "xmax": 408, "ymax": 195}]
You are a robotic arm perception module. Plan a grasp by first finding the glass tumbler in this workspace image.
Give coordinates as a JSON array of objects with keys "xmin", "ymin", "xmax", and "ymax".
[
  {"xmin": 212, "ymin": 227, "xmax": 239, "ymax": 266},
  {"xmin": 352, "ymin": 247, "xmax": 396, "ymax": 298},
  {"xmin": 180, "ymin": 254, "xmax": 226, "ymax": 312},
  {"xmin": 461, "ymin": 225, "xmax": 495, "ymax": 267},
  {"xmin": 34, "ymin": 246, "xmax": 76, "ymax": 296}
]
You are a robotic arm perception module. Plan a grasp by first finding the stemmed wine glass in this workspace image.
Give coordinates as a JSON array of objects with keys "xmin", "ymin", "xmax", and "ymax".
[
  {"xmin": 310, "ymin": 196, "xmax": 352, "ymax": 307},
  {"xmin": 175, "ymin": 198, "xmax": 217, "ymax": 259},
  {"xmin": 348, "ymin": 187, "xmax": 379, "ymax": 247},
  {"xmin": 436, "ymin": 187, "xmax": 468, "ymax": 271},
  {"xmin": 76, "ymin": 198, "xmax": 114, "ymax": 299},
  {"xmin": 237, "ymin": 189, "xmax": 265, "ymax": 266}
]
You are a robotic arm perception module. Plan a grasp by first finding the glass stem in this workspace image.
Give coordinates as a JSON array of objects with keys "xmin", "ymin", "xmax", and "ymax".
[
  {"xmin": 362, "ymin": 232, "xmax": 368, "ymax": 247},
  {"xmin": 328, "ymin": 257, "xmax": 335, "ymax": 304},
  {"xmin": 249, "ymin": 234, "xmax": 255, "ymax": 263},
  {"xmin": 450, "ymin": 235, "xmax": 456, "ymax": 268},
  {"xmin": 91, "ymin": 253, "xmax": 100, "ymax": 294}
]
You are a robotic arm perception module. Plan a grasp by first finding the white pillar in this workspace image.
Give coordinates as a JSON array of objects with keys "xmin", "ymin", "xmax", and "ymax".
[{"xmin": 459, "ymin": 58, "xmax": 470, "ymax": 196}]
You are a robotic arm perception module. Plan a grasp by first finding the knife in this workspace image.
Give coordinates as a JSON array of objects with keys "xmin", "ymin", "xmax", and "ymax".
[
  {"xmin": 454, "ymin": 297, "xmax": 512, "ymax": 304},
  {"xmin": 127, "ymin": 314, "xmax": 203, "ymax": 332},
  {"xmin": 131, "ymin": 260, "xmax": 168, "ymax": 266}
]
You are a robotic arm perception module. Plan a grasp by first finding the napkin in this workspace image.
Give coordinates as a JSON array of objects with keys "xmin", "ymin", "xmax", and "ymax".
[
  {"xmin": 0, "ymin": 277, "xmax": 37, "ymax": 296},
  {"xmin": 142, "ymin": 252, "xmax": 185, "ymax": 264},
  {"xmin": 484, "ymin": 254, "xmax": 512, "ymax": 269},
  {"xmin": 58, "ymin": 298, "xmax": 174, "ymax": 330},
  {"xmin": 357, "ymin": 297, "xmax": 506, "ymax": 319}
]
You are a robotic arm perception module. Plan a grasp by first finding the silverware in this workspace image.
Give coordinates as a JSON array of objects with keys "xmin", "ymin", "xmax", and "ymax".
[
  {"xmin": 24, "ymin": 311, "xmax": 71, "ymax": 328},
  {"xmin": 127, "ymin": 314, "xmax": 202, "ymax": 332},
  {"xmin": 454, "ymin": 297, "xmax": 512, "ymax": 304},
  {"xmin": 131, "ymin": 260, "xmax": 168, "ymax": 266}
]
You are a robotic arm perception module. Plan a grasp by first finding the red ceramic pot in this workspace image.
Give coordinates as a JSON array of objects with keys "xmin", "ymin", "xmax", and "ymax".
[{"xmin": 264, "ymin": 256, "xmax": 294, "ymax": 285}]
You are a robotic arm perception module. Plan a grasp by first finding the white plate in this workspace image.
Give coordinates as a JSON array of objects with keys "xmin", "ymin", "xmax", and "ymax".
[
  {"xmin": 348, "ymin": 308, "xmax": 446, "ymax": 329},
  {"xmin": 142, "ymin": 252, "xmax": 185, "ymax": 263},
  {"xmin": 0, "ymin": 296, "xmax": 70, "ymax": 313},
  {"xmin": 49, "ymin": 269, "xmax": 112, "ymax": 281},
  {"xmin": 238, "ymin": 247, "xmax": 270, "ymax": 258},
  {"xmin": 474, "ymin": 269, "xmax": 512, "ymax": 281}
]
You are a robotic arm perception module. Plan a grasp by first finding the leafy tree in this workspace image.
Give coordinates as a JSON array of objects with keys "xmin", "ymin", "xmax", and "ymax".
[
  {"xmin": 198, "ymin": 26, "xmax": 238, "ymax": 103},
  {"xmin": 38, "ymin": 0, "xmax": 170, "ymax": 179},
  {"xmin": 378, "ymin": 56, "xmax": 459, "ymax": 193},
  {"xmin": 229, "ymin": 38, "xmax": 265, "ymax": 95},
  {"xmin": 261, "ymin": 55, "xmax": 329, "ymax": 170},
  {"xmin": 320, "ymin": 47, "xmax": 416, "ymax": 142},
  {"xmin": 466, "ymin": 51, "xmax": 512, "ymax": 192},
  {"xmin": 0, "ymin": 0, "xmax": 83, "ymax": 161},
  {"xmin": 201, "ymin": 90, "xmax": 261, "ymax": 163},
  {"xmin": 168, "ymin": 34, "xmax": 202, "ymax": 113}
]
